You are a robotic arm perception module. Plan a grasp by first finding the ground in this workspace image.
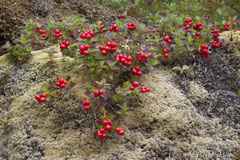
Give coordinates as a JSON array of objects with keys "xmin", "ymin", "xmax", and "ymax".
[{"xmin": 0, "ymin": 31, "xmax": 239, "ymax": 159}]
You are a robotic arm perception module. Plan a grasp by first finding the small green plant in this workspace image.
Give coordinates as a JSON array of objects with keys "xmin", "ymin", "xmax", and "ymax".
[
  {"xmin": 0, "ymin": 115, "xmax": 13, "ymax": 131},
  {"xmin": 172, "ymin": 65, "xmax": 190, "ymax": 75}
]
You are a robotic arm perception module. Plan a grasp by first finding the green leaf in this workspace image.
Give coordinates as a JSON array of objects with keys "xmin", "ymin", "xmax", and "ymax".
[
  {"xmin": 149, "ymin": 59, "xmax": 158, "ymax": 66},
  {"xmin": 46, "ymin": 95, "xmax": 51, "ymax": 101},
  {"xmin": 122, "ymin": 102, "xmax": 128, "ymax": 110},
  {"xmin": 172, "ymin": 66, "xmax": 181, "ymax": 71},
  {"xmin": 182, "ymin": 65, "xmax": 189, "ymax": 71},
  {"xmin": 41, "ymin": 86, "xmax": 49, "ymax": 94}
]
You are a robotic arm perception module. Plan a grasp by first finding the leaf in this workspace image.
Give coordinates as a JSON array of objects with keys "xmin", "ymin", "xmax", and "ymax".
[
  {"xmin": 182, "ymin": 65, "xmax": 189, "ymax": 71},
  {"xmin": 123, "ymin": 81, "xmax": 131, "ymax": 90},
  {"xmin": 149, "ymin": 59, "xmax": 159, "ymax": 66},
  {"xmin": 172, "ymin": 66, "xmax": 181, "ymax": 71},
  {"xmin": 41, "ymin": 86, "xmax": 49, "ymax": 94},
  {"xmin": 122, "ymin": 102, "xmax": 128, "ymax": 111},
  {"xmin": 46, "ymin": 95, "xmax": 51, "ymax": 101}
]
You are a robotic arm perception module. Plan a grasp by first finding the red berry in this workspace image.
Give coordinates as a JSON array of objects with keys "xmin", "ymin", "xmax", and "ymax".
[
  {"xmin": 167, "ymin": 40, "xmax": 172, "ymax": 43},
  {"xmin": 85, "ymin": 99, "xmax": 90, "ymax": 105},
  {"xmin": 130, "ymin": 85, "xmax": 135, "ymax": 90},
  {"xmin": 145, "ymin": 87, "xmax": 150, "ymax": 92},
  {"xmin": 102, "ymin": 134, "xmax": 107, "ymax": 138},
  {"xmin": 106, "ymin": 42, "xmax": 112, "ymax": 47},
  {"xmin": 132, "ymin": 68, "xmax": 137, "ymax": 74},
  {"xmin": 135, "ymin": 66, "xmax": 140, "ymax": 71},
  {"xmin": 144, "ymin": 54, "xmax": 148, "ymax": 59},
  {"xmin": 40, "ymin": 97, "xmax": 46, "ymax": 103},
  {"xmin": 107, "ymin": 120, "xmax": 112, "ymax": 126},
  {"xmin": 102, "ymin": 120, "xmax": 108, "ymax": 126},
  {"xmin": 97, "ymin": 132, "xmax": 102, "ymax": 137},
  {"xmin": 196, "ymin": 32, "xmax": 201, "ymax": 37},
  {"xmin": 109, "ymin": 27, "xmax": 113, "ymax": 32},
  {"xmin": 111, "ymin": 47, "xmax": 117, "ymax": 52},
  {"xmin": 41, "ymin": 93, "xmax": 47, "ymax": 98},
  {"xmin": 133, "ymin": 81, "xmax": 139, "ymax": 87},
  {"xmin": 115, "ymin": 127, "xmax": 120, "ymax": 132},
  {"xmin": 127, "ymin": 56, "xmax": 132, "ymax": 61},
  {"xmin": 59, "ymin": 18, "xmax": 62, "ymax": 22},
  {"xmin": 98, "ymin": 136, "xmax": 104, "ymax": 140},
  {"xmin": 82, "ymin": 101, "xmax": 86, "ymax": 105},
  {"xmin": 141, "ymin": 88, "xmax": 146, "ymax": 93},
  {"xmin": 120, "ymin": 15, "xmax": 125, "ymax": 18},
  {"xmin": 99, "ymin": 45, "xmax": 105, "ymax": 50},
  {"xmin": 163, "ymin": 36, "xmax": 169, "ymax": 41},
  {"xmin": 84, "ymin": 44, "xmax": 90, "ymax": 50},
  {"xmin": 140, "ymin": 86, "xmax": 145, "ymax": 89},
  {"xmin": 102, "ymin": 50, "xmax": 107, "ymax": 55},
  {"xmin": 163, "ymin": 49, "xmax": 167, "ymax": 54},
  {"xmin": 84, "ymin": 105, "xmax": 90, "ymax": 111},
  {"xmin": 119, "ymin": 130, "xmax": 124, "ymax": 136},
  {"xmin": 105, "ymin": 46, "xmax": 111, "ymax": 51},
  {"xmin": 100, "ymin": 128, "xmax": 105, "ymax": 133},
  {"xmin": 105, "ymin": 125, "xmax": 111, "ymax": 130},
  {"xmin": 65, "ymin": 41, "xmax": 70, "ymax": 46},
  {"xmin": 42, "ymin": 34, "xmax": 46, "ymax": 37},
  {"xmin": 137, "ymin": 71, "xmax": 142, "ymax": 76},
  {"xmin": 55, "ymin": 29, "xmax": 60, "ymax": 34},
  {"xmin": 60, "ymin": 84, "xmax": 66, "ymax": 88},
  {"xmin": 83, "ymin": 50, "xmax": 90, "ymax": 56},
  {"xmin": 164, "ymin": 53, "xmax": 169, "ymax": 58},
  {"xmin": 112, "ymin": 24, "xmax": 118, "ymax": 29},
  {"xmin": 86, "ymin": 34, "xmax": 92, "ymax": 39},
  {"xmin": 99, "ymin": 89, "xmax": 104, "ymax": 95},
  {"xmin": 114, "ymin": 28, "xmax": 118, "ymax": 32},
  {"xmin": 35, "ymin": 95, "xmax": 41, "ymax": 100},
  {"xmin": 56, "ymin": 82, "xmax": 60, "ymax": 86},
  {"xmin": 138, "ymin": 57, "xmax": 144, "ymax": 62},
  {"xmin": 58, "ymin": 78, "xmax": 64, "ymax": 83},
  {"xmin": 94, "ymin": 90, "xmax": 99, "ymax": 97},
  {"xmin": 79, "ymin": 45, "xmax": 84, "ymax": 50}
]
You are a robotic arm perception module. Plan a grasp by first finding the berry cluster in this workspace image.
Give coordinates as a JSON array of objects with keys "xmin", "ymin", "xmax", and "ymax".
[
  {"xmin": 138, "ymin": 51, "xmax": 148, "ymax": 62},
  {"xmin": 222, "ymin": 22, "xmax": 229, "ymax": 31},
  {"xmin": 35, "ymin": 93, "xmax": 47, "ymax": 103},
  {"xmin": 59, "ymin": 18, "xmax": 62, "ymax": 22},
  {"xmin": 115, "ymin": 54, "xmax": 132, "ymax": 66},
  {"xmin": 193, "ymin": 22, "xmax": 202, "ymax": 31},
  {"xmin": 95, "ymin": 21, "xmax": 104, "ymax": 33},
  {"xmin": 162, "ymin": 48, "xmax": 169, "ymax": 58},
  {"xmin": 109, "ymin": 24, "xmax": 118, "ymax": 32},
  {"xmin": 38, "ymin": 29, "xmax": 46, "ymax": 38},
  {"xmin": 212, "ymin": 28, "xmax": 220, "ymax": 37},
  {"xmin": 211, "ymin": 39, "xmax": 220, "ymax": 48},
  {"xmin": 132, "ymin": 66, "xmax": 142, "ymax": 76},
  {"xmin": 129, "ymin": 81, "xmax": 139, "ymax": 90},
  {"xmin": 120, "ymin": 14, "xmax": 125, "ymax": 18},
  {"xmin": 56, "ymin": 78, "xmax": 67, "ymax": 88},
  {"xmin": 163, "ymin": 35, "xmax": 171, "ymax": 44},
  {"xmin": 80, "ymin": 30, "xmax": 95, "ymax": 40},
  {"xmin": 79, "ymin": 44, "xmax": 90, "ymax": 56},
  {"xmin": 127, "ymin": 22, "xmax": 136, "ymax": 31},
  {"xmin": 184, "ymin": 17, "xmax": 193, "ymax": 32},
  {"xmin": 60, "ymin": 41, "xmax": 70, "ymax": 50},
  {"xmin": 82, "ymin": 99, "xmax": 90, "ymax": 111},
  {"xmin": 199, "ymin": 44, "xmax": 209, "ymax": 58},
  {"xmin": 99, "ymin": 41, "xmax": 117, "ymax": 55},
  {"xmin": 140, "ymin": 86, "xmax": 150, "ymax": 93},
  {"xmin": 97, "ymin": 120, "xmax": 111, "ymax": 140},
  {"xmin": 115, "ymin": 127, "xmax": 124, "ymax": 136},
  {"xmin": 94, "ymin": 89, "xmax": 104, "ymax": 97},
  {"xmin": 53, "ymin": 29, "xmax": 62, "ymax": 38}
]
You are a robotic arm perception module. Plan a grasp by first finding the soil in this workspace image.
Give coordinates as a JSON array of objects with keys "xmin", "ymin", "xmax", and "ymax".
[{"xmin": 0, "ymin": 31, "xmax": 239, "ymax": 159}]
